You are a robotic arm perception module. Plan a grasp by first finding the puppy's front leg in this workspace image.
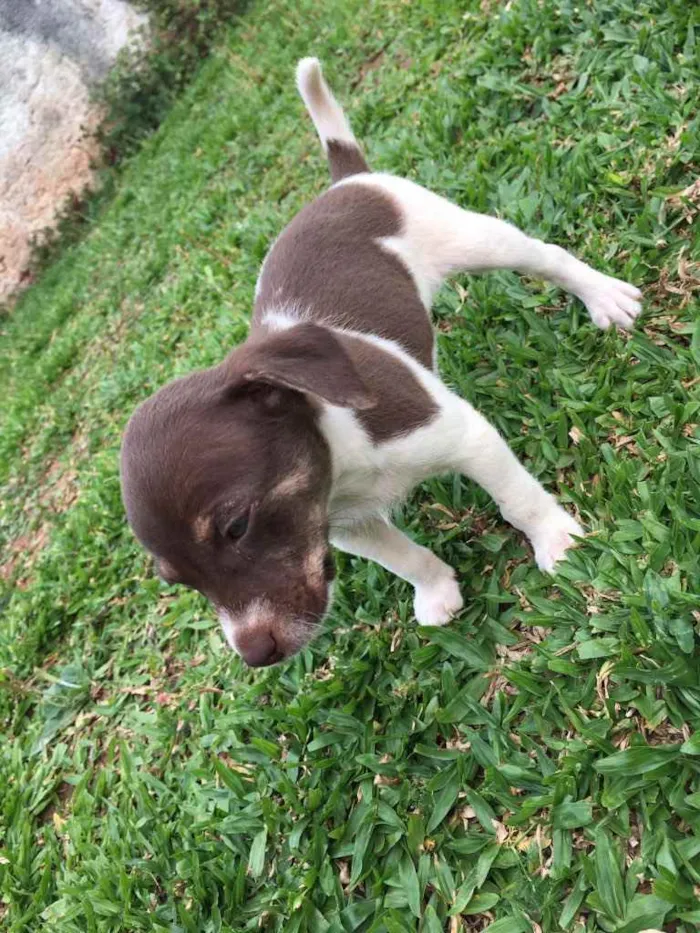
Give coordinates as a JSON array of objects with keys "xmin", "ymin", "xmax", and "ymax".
[
  {"xmin": 442, "ymin": 397, "xmax": 583, "ymax": 572},
  {"xmin": 331, "ymin": 517, "xmax": 463, "ymax": 626}
]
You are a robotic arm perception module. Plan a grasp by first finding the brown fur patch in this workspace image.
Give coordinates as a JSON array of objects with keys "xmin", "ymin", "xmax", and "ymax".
[
  {"xmin": 253, "ymin": 183, "xmax": 434, "ymax": 370},
  {"xmin": 157, "ymin": 558, "xmax": 181, "ymax": 584},
  {"xmin": 120, "ymin": 362, "xmax": 334, "ymax": 651},
  {"xmin": 232, "ymin": 322, "xmax": 375, "ymax": 410},
  {"xmin": 326, "ymin": 139, "xmax": 370, "ymax": 182},
  {"xmin": 338, "ymin": 332, "xmax": 438, "ymax": 441}
]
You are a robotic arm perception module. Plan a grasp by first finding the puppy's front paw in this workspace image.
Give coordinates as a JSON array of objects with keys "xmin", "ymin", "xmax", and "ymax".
[
  {"xmin": 529, "ymin": 507, "xmax": 583, "ymax": 574},
  {"xmin": 581, "ymin": 273, "xmax": 642, "ymax": 330},
  {"xmin": 414, "ymin": 572, "xmax": 463, "ymax": 626}
]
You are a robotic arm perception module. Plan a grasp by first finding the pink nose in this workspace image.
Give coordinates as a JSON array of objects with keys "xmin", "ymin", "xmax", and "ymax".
[{"xmin": 236, "ymin": 628, "xmax": 280, "ymax": 667}]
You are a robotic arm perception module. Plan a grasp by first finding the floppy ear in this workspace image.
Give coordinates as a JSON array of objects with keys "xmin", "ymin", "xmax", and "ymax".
[{"xmin": 228, "ymin": 323, "xmax": 375, "ymax": 409}]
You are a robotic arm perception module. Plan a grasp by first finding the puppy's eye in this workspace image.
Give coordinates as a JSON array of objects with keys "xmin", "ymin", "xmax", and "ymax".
[{"xmin": 225, "ymin": 513, "xmax": 249, "ymax": 541}]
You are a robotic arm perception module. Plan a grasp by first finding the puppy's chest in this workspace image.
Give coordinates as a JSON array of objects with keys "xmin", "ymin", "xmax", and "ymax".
[
  {"xmin": 321, "ymin": 400, "xmax": 443, "ymax": 526},
  {"xmin": 328, "ymin": 462, "xmax": 419, "ymax": 525},
  {"xmin": 327, "ymin": 423, "xmax": 436, "ymax": 523}
]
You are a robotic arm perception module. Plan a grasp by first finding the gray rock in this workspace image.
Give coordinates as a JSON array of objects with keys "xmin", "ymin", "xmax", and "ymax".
[{"xmin": 0, "ymin": 0, "xmax": 148, "ymax": 302}]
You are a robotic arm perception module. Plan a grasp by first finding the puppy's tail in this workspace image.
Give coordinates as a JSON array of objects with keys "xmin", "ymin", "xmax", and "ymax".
[{"xmin": 296, "ymin": 58, "xmax": 370, "ymax": 183}]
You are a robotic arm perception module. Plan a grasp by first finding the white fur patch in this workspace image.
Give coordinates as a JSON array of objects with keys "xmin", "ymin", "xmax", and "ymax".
[
  {"xmin": 528, "ymin": 506, "xmax": 584, "ymax": 573},
  {"xmin": 270, "ymin": 469, "xmax": 311, "ymax": 498},
  {"xmin": 414, "ymin": 572, "xmax": 464, "ymax": 627},
  {"xmin": 303, "ymin": 544, "xmax": 326, "ymax": 583},
  {"xmin": 260, "ymin": 306, "xmax": 308, "ymax": 331},
  {"xmin": 218, "ymin": 599, "xmax": 277, "ymax": 656}
]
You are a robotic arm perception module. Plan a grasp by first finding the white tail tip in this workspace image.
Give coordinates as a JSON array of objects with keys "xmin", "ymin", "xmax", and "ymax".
[
  {"xmin": 296, "ymin": 57, "xmax": 323, "ymax": 95},
  {"xmin": 295, "ymin": 56, "xmax": 356, "ymax": 150}
]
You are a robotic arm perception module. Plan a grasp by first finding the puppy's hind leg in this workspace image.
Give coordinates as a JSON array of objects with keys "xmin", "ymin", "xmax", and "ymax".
[{"xmin": 354, "ymin": 175, "xmax": 642, "ymax": 329}]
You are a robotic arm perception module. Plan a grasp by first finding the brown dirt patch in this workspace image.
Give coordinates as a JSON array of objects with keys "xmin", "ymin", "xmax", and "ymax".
[
  {"xmin": 1, "ymin": 428, "xmax": 88, "ymax": 587},
  {"xmin": 1, "ymin": 524, "xmax": 51, "ymax": 589}
]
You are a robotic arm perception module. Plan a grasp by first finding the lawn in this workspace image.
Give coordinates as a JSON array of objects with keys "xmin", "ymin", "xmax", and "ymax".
[{"xmin": 1, "ymin": 0, "xmax": 699, "ymax": 929}]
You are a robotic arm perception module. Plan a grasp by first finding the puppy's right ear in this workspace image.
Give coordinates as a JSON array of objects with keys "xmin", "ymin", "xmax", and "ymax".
[{"xmin": 224, "ymin": 323, "xmax": 375, "ymax": 410}]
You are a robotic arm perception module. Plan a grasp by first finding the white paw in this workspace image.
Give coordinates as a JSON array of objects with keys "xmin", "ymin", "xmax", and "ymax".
[
  {"xmin": 414, "ymin": 573, "xmax": 463, "ymax": 626},
  {"xmin": 529, "ymin": 507, "xmax": 584, "ymax": 574},
  {"xmin": 580, "ymin": 273, "xmax": 642, "ymax": 330}
]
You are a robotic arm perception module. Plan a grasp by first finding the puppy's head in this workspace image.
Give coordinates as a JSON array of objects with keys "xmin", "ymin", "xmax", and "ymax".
[{"xmin": 120, "ymin": 323, "xmax": 373, "ymax": 666}]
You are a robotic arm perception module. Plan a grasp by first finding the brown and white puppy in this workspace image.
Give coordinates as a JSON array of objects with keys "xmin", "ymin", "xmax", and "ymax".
[{"xmin": 120, "ymin": 58, "xmax": 642, "ymax": 667}]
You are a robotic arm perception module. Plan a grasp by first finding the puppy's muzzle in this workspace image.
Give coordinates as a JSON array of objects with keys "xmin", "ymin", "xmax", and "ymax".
[
  {"xmin": 218, "ymin": 596, "xmax": 327, "ymax": 667},
  {"xmin": 235, "ymin": 626, "xmax": 282, "ymax": 667}
]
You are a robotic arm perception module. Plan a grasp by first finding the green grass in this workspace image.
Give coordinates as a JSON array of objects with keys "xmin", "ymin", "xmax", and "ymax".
[{"xmin": 1, "ymin": 0, "xmax": 699, "ymax": 929}]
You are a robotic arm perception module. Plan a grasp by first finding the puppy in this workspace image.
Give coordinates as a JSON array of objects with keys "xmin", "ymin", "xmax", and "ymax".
[{"xmin": 120, "ymin": 58, "xmax": 641, "ymax": 667}]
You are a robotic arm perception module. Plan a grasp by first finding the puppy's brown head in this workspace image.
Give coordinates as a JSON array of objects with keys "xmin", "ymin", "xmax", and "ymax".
[{"xmin": 120, "ymin": 323, "xmax": 374, "ymax": 666}]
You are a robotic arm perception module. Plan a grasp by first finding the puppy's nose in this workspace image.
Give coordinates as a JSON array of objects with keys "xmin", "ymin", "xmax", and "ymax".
[{"xmin": 236, "ymin": 628, "xmax": 279, "ymax": 667}]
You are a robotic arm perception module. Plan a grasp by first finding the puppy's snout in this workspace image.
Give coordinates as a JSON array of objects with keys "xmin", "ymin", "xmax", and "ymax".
[
  {"xmin": 236, "ymin": 626, "xmax": 280, "ymax": 668},
  {"xmin": 218, "ymin": 595, "xmax": 326, "ymax": 666}
]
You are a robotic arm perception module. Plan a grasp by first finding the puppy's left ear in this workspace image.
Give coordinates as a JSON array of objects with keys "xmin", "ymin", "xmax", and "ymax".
[{"xmin": 228, "ymin": 323, "xmax": 375, "ymax": 410}]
